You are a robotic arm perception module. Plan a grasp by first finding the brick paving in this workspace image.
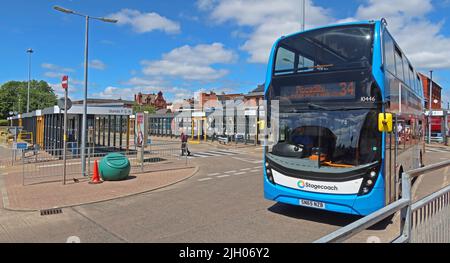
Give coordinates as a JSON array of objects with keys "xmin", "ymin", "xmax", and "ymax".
[{"xmin": 1, "ymin": 163, "xmax": 197, "ymax": 211}]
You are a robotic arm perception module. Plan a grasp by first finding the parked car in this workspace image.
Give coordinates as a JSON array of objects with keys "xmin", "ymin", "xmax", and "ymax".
[
  {"xmin": 217, "ymin": 135, "xmax": 229, "ymax": 144},
  {"xmin": 235, "ymin": 133, "xmax": 245, "ymax": 141}
]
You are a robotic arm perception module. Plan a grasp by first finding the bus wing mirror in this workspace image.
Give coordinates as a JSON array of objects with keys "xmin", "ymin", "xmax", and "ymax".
[{"xmin": 378, "ymin": 113, "xmax": 393, "ymax": 132}]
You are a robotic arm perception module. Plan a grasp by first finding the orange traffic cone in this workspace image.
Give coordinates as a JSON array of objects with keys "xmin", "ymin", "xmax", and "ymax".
[{"xmin": 89, "ymin": 160, "xmax": 103, "ymax": 184}]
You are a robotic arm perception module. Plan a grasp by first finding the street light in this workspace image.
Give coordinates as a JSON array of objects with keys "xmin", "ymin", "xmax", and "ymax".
[
  {"xmin": 301, "ymin": 0, "xmax": 306, "ymax": 31},
  {"xmin": 53, "ymin": 5, "xmax": 117, "ymax": 177},
  {"xmin": 26, "ymin": 48, "xmax": 33, "ymax": 113},
  {"xmin": 428, "ymin": 70, "xmax": 433, "ymax": 144}
]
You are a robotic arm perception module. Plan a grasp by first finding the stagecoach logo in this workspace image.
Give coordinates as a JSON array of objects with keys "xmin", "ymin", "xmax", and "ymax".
[{"xmin": 297, "ymin": 180, "xmax": 339, "ymax": 191}]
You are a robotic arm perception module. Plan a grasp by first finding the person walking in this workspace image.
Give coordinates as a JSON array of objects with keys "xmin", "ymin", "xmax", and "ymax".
[{"xmin": 180, "ymin": 132, "xmax": 191, "ymax": 156}]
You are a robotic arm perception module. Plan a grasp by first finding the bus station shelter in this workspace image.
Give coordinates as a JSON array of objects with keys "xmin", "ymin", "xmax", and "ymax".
[{"xmin": 10, "ymin": 104, "xmax": 133, "ymax": 151}]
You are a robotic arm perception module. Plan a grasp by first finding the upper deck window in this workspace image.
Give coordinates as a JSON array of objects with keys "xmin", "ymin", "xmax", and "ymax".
[{"xmin": 274, "ymin": 25, "xmax": 374, "ymax": 76}]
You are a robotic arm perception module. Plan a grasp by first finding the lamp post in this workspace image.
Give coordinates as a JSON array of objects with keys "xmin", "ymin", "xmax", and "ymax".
[
  {"xmin": 53, "ymin": 6, "xmax": 117, "ymax": 177},
  {"xmin": 301, "ymin": 0, "xmax": 306, "ymax": 31},
  {"xmin": 26, "ymin": 48, "xmax": 33, "ymax": 113},
  {"xmin": 428, "ymin": 70, "xmax": 433, "ymax": 144}
]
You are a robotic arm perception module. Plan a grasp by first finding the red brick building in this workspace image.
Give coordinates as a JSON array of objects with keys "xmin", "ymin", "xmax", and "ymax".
[
  {"xmin": 134, "ymin": 91, "xmax": 167, "ymax": 110},
  {"xmin": 419, "ymin": 72, "xmax": 442, "ymax": 109}
]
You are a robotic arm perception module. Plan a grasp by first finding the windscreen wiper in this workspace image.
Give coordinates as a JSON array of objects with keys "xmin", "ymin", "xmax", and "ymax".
[
  {"xmin": 298, "ymin": 64, "xmax": 334, "ymax": 71},
  {"xmin": 306, "ymin": 104, "xmax": 376, "ymax": 111},
  {"xmin": 307, "ymin": 103, "xmax": 330, "ymax": 110}
]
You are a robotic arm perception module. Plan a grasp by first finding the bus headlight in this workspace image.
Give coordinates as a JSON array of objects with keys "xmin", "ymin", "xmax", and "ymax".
[
  {"xmin": 362, "ymin": 187, "xmax": 370, "ymax": 195},
  {"xmin": 266, "ymin": 169, "xmax": 274, "ymax": 184},
  {"xmin": 358, "ymin": 168, "xmax": 379, "ymax": 196},
  {"xmin": 265, "ymin": 161, "xmax": 275, "ymax": 184}
]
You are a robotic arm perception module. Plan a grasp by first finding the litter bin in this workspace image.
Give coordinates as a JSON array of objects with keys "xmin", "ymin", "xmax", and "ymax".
[{"xmin": 99, "ymin": 153, "xmax": 131, "ymax": 181}]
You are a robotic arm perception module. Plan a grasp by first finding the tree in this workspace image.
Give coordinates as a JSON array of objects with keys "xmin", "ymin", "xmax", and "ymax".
[
  {"xmin": 132, "ymin": 102, "xmax": 156, "ymax": 114},
  {"xmin": 0, "ymin": 80, "xmax": 57, "ymax": 119}
]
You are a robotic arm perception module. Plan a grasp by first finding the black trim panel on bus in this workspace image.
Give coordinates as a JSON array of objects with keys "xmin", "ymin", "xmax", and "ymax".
[{"xmin": 266, "ymin": 155, "xmax": 380, "ymax": 182}]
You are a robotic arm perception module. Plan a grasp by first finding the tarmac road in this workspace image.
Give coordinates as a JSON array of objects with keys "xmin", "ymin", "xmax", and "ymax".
[{"xmin": 0, "ymin": 143, "xmax": 449, "ymax": 243}]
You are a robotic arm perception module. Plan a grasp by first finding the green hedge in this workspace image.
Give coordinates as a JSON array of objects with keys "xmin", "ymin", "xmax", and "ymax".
[{"xmin": 0, "ymin": 119, "xmax": 9, "ymax": 126}]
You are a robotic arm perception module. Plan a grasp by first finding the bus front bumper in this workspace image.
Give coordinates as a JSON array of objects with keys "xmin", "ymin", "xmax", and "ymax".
[{"xmin": 264, "ymin": 176, "xmax": 384, "ymax": 216}]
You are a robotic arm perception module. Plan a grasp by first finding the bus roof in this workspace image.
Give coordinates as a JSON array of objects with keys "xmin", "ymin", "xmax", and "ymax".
[{"xmin": 276, "ymin": 20, "xmax": 378, "ymax": 43}]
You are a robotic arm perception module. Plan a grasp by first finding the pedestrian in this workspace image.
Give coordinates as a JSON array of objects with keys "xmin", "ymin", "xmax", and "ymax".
[{"xmin": 180, "ymin": 132, "xmax": 191, "ymax": 156}]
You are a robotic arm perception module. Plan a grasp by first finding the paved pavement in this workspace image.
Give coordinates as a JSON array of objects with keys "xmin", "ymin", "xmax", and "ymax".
[
  {"xmin": 0, "ymin": 142, "xmax": 197, "ymax": 210},
  {"xmin": 0, "ymin": 141, "xmax": 448, "ymax": 242}
]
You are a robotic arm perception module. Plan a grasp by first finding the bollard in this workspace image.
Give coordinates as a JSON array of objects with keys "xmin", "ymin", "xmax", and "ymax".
[
  {"xmin": 87, "ymin": 147, "xmax": 91, "ymax": 177},
  {"xmin": 22, "ymin": 150, "xmax": 24, "ymax": 186},
  {"xmin": 140, "ymin": 145, "xmax": 144, "ymax": 172}
]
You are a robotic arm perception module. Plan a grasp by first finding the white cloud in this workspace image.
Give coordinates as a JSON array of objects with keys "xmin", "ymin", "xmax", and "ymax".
[
  {"xmin": 42, "ymin": 63, "xmax": 75, "ymax": 79},
  {"xmin": 204, "ymin": 0, "xmax": 332, "ymax": 63},
  {"xmin": 108, "ymin": 9, "xmax": 180, "ymax": 34},
  {"xmin": 41, "ymin": 63, "xmax": 74, "ymax": 73},
  {"xmin": 201, "ymin": 0, "xmax": 450, "ymax": 69},
  {"xmin": 49, "ymin": 82, "xmax": 78, "ymax": 99},
  {"xmin": 141, "ymin": 42, "xmax": 237, "ymax": 81},
  {"xmin": 355, "ymin": 0, "xmax": 433, "ymax": 20},
  {"xmin": 196, "ymin": 0, "xmax": 218, "ymax": 10},
  {"xmin": 125, "ymin": 77, "xmax": 165, "ymax": 87},
  {"xmin": 349, "ymin": 0, "xmax": 450, "ymax": 69},
  {"xmin": 89, "ymin": 59, "xmax": 106, "ymax": 70},
  {"xmin": 44, "ymin": 72, "xmax": 65, "ymax": 78},
  {"xmin": 93, "ymin": 85, "xmax": 193, "ymax": 101}
]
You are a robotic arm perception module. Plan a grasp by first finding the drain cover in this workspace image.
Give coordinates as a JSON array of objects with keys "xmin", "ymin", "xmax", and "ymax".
[{"xmin": 40, "ymin": 208, "xmax": 63, "ymax": 216}]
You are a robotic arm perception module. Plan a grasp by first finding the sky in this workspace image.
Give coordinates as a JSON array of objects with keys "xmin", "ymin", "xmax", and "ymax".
[{"xmin": 1, "ymin": 0, "xmax": 450, "ymax": 105}]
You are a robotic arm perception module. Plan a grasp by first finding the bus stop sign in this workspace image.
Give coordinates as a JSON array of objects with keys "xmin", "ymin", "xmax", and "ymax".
[{"xmin": 13, "ymin": 142, "xmax": 28, "ymax": 150}]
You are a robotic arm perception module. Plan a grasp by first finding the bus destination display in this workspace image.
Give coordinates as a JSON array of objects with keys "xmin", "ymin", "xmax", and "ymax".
[{"xmin": 281, "ymin": 82, "xmax": 356, "ymax": 101}]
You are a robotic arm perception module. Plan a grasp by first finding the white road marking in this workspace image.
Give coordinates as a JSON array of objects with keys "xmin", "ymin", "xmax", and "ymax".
[
  {"xmin": 198, "ymin": 178, "xmax": 213, "ymax": 182},
  {"xmin": 234, "ymin": 172, "xmax": 246, "ymax": 175},
  {"xmin": 232, "ymin": 156, "xmax": 262, "ymax": 164},
  {"xmin": 192, "ymin": 153, "xmax": 216, "ymax": 157},
  {"xmin": 250, "ymin": 169, "xmax": 259, "ymax": 173},
  {"xmin": 200, "ymin": 152, "xmax": 224, "ymax": 156},
  {"xmin": 187, "ymin": 150, "xmax": 239, "ymax": 158},
  {"xmin": 240, "ymin": 168, "xmax": 251, "ymax": 171},
  {"xmin": 426, "ymin": 149, "xmax": 450, "ymax": 153},
  {"xmin": 217, "ymin": 174, "xmax": 230, "ymax": 178},
  {"xmin": 213, "ymin": 149, "xmax": 239, "ymax": 154},
  {"xmin": 208, "ymin": 150, "xmax": 236, "ymax": 155},
  {"xmin": 253, "ymin": 166, "xmax": 261, "ymax": 169}
]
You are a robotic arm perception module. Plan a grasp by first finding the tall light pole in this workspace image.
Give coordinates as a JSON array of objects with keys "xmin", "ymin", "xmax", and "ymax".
[
  {"xmin": 26, "ymin": 48, "xmax": 33, "ymax": 113},
  {"xmin": 53, "ymin": 6, "xmax": 117, "ymax": 177},
  {"xmin": 301, "ymin": 0, "xmax": 306, "ymax": 31},
  {"xmin": 428, "ymin": 70, "xmax": 433, "ymax": 144}
]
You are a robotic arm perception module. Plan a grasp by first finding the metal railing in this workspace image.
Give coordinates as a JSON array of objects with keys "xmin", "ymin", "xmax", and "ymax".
[
  {"xmin": 14, "ymin": 142, "xmax": 188, "ymax": 185},
  {"xmin": 315, "ymin": 159, "xmax": 450, "ymax": 243}
]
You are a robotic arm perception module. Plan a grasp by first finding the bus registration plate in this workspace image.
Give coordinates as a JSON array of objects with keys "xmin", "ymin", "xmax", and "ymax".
[{"xmin": 299, "ymin": 199, "xmax": 325, "ymax": 209}]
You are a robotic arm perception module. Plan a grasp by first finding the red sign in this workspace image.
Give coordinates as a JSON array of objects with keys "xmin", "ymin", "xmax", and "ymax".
[{"xmin": 61, "ymin": 75, "xmax": 69, "ymax": 89}]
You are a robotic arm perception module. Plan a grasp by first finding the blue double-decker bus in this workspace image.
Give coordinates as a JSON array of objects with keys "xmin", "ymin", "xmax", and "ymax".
[{"xmin": 263, "ymin": 19, "xmax": 425, "ymax": 215}]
